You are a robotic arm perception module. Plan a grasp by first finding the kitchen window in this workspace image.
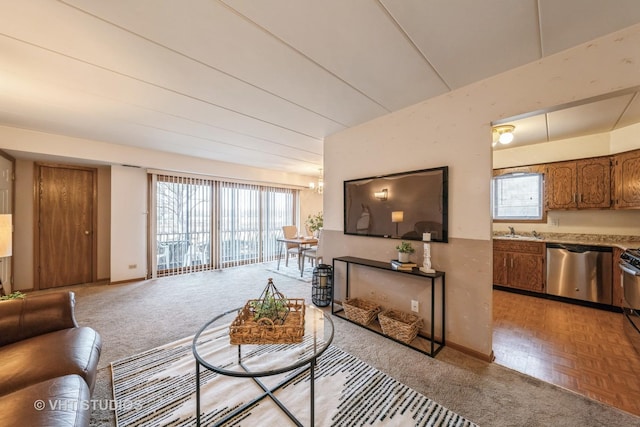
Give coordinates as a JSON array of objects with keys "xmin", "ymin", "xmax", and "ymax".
[{"xmin": 492, "ymin": 172, "xmax": 544, "ymax": 221}]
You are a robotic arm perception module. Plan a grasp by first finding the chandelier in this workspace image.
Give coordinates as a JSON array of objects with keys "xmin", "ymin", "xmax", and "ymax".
[{"xmin": 309, "ymin": 168, "xmax": 324, "ymax": 194}]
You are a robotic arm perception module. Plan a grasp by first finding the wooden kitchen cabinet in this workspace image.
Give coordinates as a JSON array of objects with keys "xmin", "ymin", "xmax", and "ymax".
[
  {"xmin": 613, "ymin": 149, "xmax": 640, "ymax": 208},
  {"xmin": 493, "ymin": 240, "xmax": 545, "ymax": 292},
  {"xmin": 546, "ymin": 157, "xmax": 611, "ymax": 210}
]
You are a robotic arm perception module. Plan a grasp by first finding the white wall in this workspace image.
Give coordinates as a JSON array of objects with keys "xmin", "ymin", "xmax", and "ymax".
[
  {"xmin": 611, "ymin": 121, "xmax": 640, "ymax": 153},
  {"xmin": 110, "ymin": 166, "xmax": 147, "ymax": 282},
  {"xmin": 299, "ymin": 189, "xmax": 323, "ymax": 236},
  {"xmin": 323, "ymin": 23, "xmax": 640, "ymax": 357},
  {"xmin": 493, "ymin": 133, "xmax": 611, "ymax": 169},
  {"xmin": 13, "ymin": 159, "xmax": 33, "ymax": 291}
]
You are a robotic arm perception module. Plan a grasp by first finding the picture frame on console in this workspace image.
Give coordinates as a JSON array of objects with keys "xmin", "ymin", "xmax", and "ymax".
[{"xmin": 343, "ymin": 166, "xmax": 448, "ymax": 243}]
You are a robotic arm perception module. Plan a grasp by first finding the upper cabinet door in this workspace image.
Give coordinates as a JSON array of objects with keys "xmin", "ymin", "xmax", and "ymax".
[
  {"xmin": 546, "ymin": 161, "xmax": 577, "ymax": 209},
  {"xmin": 576, "ymin": 157, "xmax": 611, "ymax": 209},
  {"xmin": 614, "ymin": 149, "xmax": 640, "ymax": 209},
  {"xmin": 546, "ymin": 157, "xmax": 611, "ymax": 210}
]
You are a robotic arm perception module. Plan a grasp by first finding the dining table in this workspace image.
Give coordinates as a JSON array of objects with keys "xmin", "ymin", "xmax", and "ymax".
[{"xmin": 276, "ymin": 236, "xmax": 318, "ymax": 274}]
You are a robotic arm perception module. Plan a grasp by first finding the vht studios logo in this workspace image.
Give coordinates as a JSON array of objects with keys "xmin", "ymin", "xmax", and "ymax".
[{"xmin": 34, "ymin": 399, "xmax": 143, "ymax": 411}]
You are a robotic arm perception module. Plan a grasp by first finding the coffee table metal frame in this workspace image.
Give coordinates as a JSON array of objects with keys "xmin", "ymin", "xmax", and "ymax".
[{"xmin": 192, "ymin": 306, "xmax": 334, "ymax": 426}]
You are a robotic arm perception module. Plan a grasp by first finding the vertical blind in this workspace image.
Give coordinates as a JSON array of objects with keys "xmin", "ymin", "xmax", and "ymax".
[
  {"xmin": 156, "ymin": 175, "xmax": 213, "ymax": 276},
  {"xmin": 151, "ymin": 173, "xmax": 296, "ymax": 277}
]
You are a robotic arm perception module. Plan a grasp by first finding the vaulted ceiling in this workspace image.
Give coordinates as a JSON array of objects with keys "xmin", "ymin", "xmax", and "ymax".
[{"xmin": 2, "ymin": 1, "xmax": 640, "ymax": 175}]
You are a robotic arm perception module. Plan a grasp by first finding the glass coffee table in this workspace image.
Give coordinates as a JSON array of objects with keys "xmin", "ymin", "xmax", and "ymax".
[{"xmin": 192, "ymin": 305, "xmax": 334, "ymax": 426}]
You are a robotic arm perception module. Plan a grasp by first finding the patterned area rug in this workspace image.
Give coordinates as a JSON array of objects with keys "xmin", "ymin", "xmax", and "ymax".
[{"xmin": 111, "ymin": 327, "xmax": 478, "ymax": 426}]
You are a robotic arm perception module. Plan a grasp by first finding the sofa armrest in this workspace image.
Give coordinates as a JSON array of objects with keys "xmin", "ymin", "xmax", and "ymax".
[{"xmin": 0, "ymin": 291, "xmax": 78, "ymax": 347}]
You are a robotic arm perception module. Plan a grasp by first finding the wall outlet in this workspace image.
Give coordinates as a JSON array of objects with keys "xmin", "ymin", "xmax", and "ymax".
[{"xmin": 411, "ymin": 300, "xmax": 419, "ymax": 312}]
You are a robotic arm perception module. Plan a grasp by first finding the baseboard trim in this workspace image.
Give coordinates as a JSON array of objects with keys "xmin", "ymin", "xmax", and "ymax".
[
  {"xmin": 446, "ymin": 340, "xmax": 495, "ymax": 362},
  {"xmin": 110, "ymin": 277, "xmax": 146, "ymax": 285}
]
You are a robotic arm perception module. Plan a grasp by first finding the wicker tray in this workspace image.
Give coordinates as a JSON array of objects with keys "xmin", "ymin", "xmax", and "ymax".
[
  {"xmin": 229, "ymin": 298, "xmax": 305, "ymax": 345},
  {"xmin": 343, "ymin": 298, "xmax": 381, "ymax": 326},
  {"xmin": 378, "ymin": 309, "xmax": 423, "ymax": 344}
]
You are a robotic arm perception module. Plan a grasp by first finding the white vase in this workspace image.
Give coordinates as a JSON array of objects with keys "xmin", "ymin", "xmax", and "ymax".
[{"xmin": 398, "ymin": 252, "xmax": 409, "ymax": 263}]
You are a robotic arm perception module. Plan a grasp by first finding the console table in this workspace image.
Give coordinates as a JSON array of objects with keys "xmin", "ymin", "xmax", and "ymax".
[{"xmin": 332, "ymin": 256, "xmax": 445, "ymax": 357}]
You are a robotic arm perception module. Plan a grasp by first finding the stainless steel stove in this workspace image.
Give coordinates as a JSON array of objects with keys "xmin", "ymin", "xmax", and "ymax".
[{"xmin": 620, "ymin": 248, "xmax": 640, "ymax": 354}]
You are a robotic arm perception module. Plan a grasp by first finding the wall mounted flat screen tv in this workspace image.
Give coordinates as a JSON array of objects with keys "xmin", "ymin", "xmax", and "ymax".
[{"xmin": 344, "ymin": 167, "xmax": 448, "ymax": 243}]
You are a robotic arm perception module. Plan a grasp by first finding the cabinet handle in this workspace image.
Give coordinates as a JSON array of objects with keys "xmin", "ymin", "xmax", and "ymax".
[
  {"xmin": 573, "ymin": 193, "xmax": 577, "ymax": 203},
  {"xmin": 510, "ymin": 259, "xmax": 514, "ymax": 268}
]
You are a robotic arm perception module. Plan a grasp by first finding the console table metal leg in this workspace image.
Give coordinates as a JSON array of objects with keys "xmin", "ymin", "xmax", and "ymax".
[
  {"xmin": 441, "ymin": 276, "xmax": 446, "ymax": 347},
  {"xmin": 431, "ymin": 278, "xmax": 435, "ymax": 356}
]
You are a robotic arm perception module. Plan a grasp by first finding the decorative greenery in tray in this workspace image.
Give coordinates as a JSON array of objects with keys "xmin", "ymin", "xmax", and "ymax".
[
  {"xmin": 249, "ymin": 278, "xmax": 289, "ymax": 325},
  {"xmin": 229, "ymin": 278, "xmax": 305, "ymax": 345}
]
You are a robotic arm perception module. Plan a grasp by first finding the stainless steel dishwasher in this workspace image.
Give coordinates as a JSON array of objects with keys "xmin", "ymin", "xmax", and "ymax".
[{"xmin": 546, "ymin": 243, "xmax": 612, "ymax": 304}]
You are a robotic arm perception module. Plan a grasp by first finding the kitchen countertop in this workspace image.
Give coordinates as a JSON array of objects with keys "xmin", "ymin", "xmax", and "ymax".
[{"xmin": 492, "ymin": 232, "xmax": 640, "ymax": 250}]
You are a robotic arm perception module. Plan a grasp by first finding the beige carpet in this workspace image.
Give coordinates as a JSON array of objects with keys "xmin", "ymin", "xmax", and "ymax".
[
  {"xmin": 111, "ymin": 326, "xmax": 477, "ymax": 426},
  {"xmin": 58, "ymin": 261, "xmax": 640, "ymax": 426}
]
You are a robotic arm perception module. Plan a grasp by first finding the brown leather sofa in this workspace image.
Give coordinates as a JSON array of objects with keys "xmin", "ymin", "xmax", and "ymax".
[{"xmin": 0, "ymin": 291, "xmax": 102, "ymax": 427}]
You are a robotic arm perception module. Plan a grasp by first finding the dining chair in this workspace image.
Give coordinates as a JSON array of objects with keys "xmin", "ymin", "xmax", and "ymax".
[
  {"xmin": 302, "ymin": 230, "xmax": 322, "ymax": 275},
  {"xmin": 281, "ymin": 225, "xmax": 300, "ymax": 267}
]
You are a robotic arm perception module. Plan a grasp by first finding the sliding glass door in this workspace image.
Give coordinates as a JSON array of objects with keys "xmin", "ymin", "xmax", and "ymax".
[
  {"xmin": 155, "ymin": 176, "xmax": 213, "ymax": 276},
  {"xmin": 151, "ymin": 173, "xmax": 296, "ymax": 277},
  {"xmin": 218, "ymin": 182, "xmax": 295, "ymax": 268}
]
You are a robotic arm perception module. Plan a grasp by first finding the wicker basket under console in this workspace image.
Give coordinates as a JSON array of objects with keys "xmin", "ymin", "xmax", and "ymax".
[
  {"xmin": 378, "ymin": 309, "xmax": 422, "ymax": 344},
  {"xmin": 343, "ymin": 298, "xmax": 381, "ymax": 326}
]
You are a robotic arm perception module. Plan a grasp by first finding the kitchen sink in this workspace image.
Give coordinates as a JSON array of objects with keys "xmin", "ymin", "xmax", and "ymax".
[{"xmin": 499, "ymin": 234, "xmax": 544, "ymax": 240}]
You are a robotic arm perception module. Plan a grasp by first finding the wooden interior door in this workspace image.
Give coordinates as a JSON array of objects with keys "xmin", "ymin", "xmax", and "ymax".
[{"xmin": 36, "ymin": 164, "xmax": 96, "ymax": 289}]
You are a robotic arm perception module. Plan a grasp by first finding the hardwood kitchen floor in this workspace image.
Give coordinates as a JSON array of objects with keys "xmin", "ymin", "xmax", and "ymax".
[{"xmin": 493, "ymin": 289, "xmax": 640, "ymax": 417}]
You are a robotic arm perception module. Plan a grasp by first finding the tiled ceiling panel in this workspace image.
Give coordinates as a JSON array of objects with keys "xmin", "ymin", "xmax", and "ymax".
[
  {"xmin": 381, "ymin": 0, "xmax": 542, "ymax": 88},
  {"xmin": 218, "ymin": 0, "xmax": 451, "ymax": 110},
  {"xmin": 547, "ymin": 94, "xmax": 634, "ymax": 140},
  {"xmin": 539, "ymin": 0, "xmax": 640, "ymax": 55},
  {"xmin": 0, "ymin": 0, "xmax": 639, "ymax": 174}
]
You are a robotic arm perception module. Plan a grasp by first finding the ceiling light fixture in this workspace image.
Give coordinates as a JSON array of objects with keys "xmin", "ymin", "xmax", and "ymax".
[
  {"xmin": 492, "ymin": 125, "xmax": 515, "ymax": 145},
  {"xmin": 309, "ymin": 168, "xmax": 324, "ymax": 194}
]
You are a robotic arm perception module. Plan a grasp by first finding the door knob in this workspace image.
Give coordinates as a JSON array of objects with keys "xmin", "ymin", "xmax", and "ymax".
[{"xmin": 84, "ymin": 230, "xmax": 91, "ymax": 235}]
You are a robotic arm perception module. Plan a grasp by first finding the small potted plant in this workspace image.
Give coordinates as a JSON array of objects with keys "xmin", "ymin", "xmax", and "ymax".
[
  {"xmin": 0, "ymin": 291, "xmax": 25, "ymax": 301},
  {"xmin": 395, "ymin": 241, "xmax": 415, "ymax": 263},
  {"xmin": 305, "ymin": 211, "xmax": 323, "ymax": 237}
]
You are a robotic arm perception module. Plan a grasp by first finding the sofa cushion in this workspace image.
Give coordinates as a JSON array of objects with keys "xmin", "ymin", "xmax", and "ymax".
[
  {"xmin": 0, "ymin": 374, "xmax": 90, "ymax": 427},
  {"xmin": 0, "ymin": 327, "xmax": 101, "ymax": 396},
  {"xmin": 0, "ymin": 292, "xmax": 78, "ymax": 347}
]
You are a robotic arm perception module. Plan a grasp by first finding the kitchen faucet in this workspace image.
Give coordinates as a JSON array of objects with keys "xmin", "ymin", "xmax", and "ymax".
[
  {"xmin": 532, "ymin": 230, "xmax": 540, "ymax": 238},
  {"xmin": 508, "ymin": 226, "xmax": 515, "ymax": 236}
]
